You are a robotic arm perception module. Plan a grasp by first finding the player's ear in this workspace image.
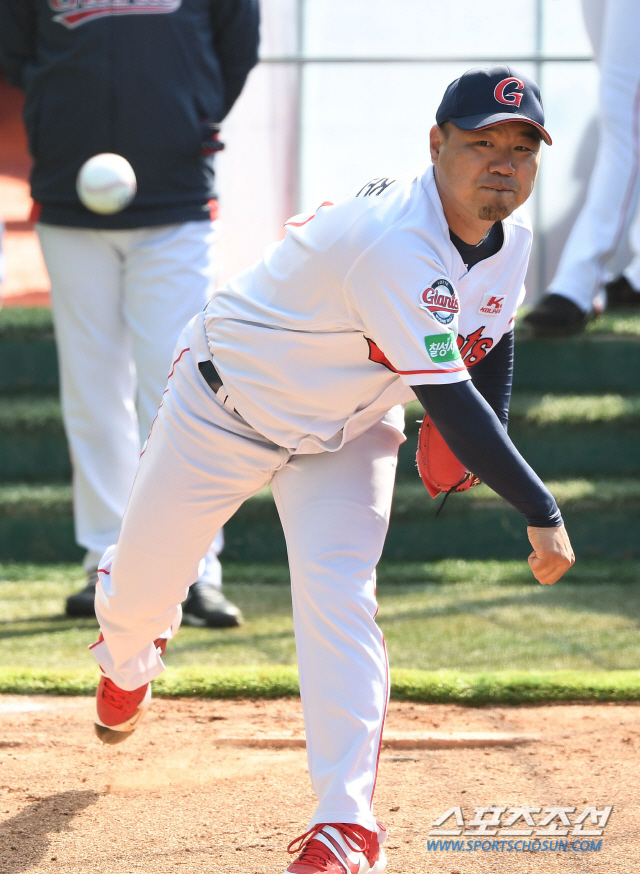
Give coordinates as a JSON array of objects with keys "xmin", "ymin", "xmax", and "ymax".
[{"xmin": 430, "ymin": 125, "xmax": 445, "ymax": 164}]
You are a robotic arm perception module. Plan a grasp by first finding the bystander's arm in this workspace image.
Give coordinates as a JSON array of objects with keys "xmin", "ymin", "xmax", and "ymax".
[
  {"xmin": 0, "ymin": 0, "xmax": 37, "ymax": 88},
  {"xmin": 210, "ymin": 0, "xmax": 261, "ymax": 118}
]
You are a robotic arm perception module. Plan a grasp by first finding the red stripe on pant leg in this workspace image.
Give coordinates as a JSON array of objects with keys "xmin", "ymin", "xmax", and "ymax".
[
  {"xmin": 369, "ymin": 635, "xmax": 390, "ymax": 809},
  {"xmin": 140, "ymin": 347, "xmax": 190, "ymax": 458},
  {"xmin": 166, "ymin": 347, "xmax": 190, "ymax": 380}
]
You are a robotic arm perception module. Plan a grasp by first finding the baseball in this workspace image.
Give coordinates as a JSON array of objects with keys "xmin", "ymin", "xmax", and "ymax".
[{"xmin": 76, "ymin": 153, "xmax": 137, "ymax": 214}]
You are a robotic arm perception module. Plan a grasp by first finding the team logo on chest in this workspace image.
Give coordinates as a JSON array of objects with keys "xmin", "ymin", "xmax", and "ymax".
[{"xmin": 419, "ymin": 278, "xmax": 459, "ymax": 325}]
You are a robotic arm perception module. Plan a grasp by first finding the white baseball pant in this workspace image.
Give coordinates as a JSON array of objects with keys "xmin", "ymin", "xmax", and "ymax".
[
  {"xmin": 548, "ymin": 0, "xmax": 640, "ymax": 309},
  {"xmin": 36, "ymin": 220, "xmax": 223, "ymax": 578},
  {"xmin": 91, "ymin": 312, "xmax": 404, "ymax": 830}
]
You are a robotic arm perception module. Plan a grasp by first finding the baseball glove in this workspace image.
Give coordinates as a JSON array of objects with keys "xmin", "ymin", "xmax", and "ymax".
[{"xmin": 416, "ymin": 413, "xmax": 481, "ymax": 498}]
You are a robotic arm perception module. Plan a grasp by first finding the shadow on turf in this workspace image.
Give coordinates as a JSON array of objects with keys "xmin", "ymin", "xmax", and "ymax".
[
  {"xmin": 0, "ymin": 789, "xmax": 99, "ymax": 871},
  {"xmin": 0, "ymin": 617, "xmax": 97, "ymax": 642},
  {"xmin": 0, "ymin": 614, "xmax": 96, "ymax": 625},
  {"xmin": 377, "ymin": 584, "xmax": 640, "ymax": 625}
]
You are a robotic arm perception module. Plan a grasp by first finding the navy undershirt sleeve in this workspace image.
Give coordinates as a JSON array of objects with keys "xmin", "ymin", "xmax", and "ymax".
[
  {"xmin": 425, "ymin": 226, "xmax": 560, "ymax": 524},
  {"xmin": 469, "ymin": 329, "xmax": 514, "ymax": 429},
  {"xmin": 412, "ymin": 375, "xmax": 562, "ymax": 528}
]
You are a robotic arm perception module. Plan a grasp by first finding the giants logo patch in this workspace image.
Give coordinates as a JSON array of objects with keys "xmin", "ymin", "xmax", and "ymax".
[
  {"xmin": 478, "ymin": 293, "xmax": 504, "ymax": 316},
  {"xmin": 494, "ymin": 77, "xmax": 524, "ymax": 107},
  {"xmin": 419, "ymin": 278, "xmax": 459, "ymax": 326},
  {"xmin": 49, "ymin": 0, "xmax": 181, "ymax": 29}
]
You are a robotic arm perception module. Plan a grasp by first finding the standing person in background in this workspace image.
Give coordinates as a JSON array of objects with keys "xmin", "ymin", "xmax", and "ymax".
[
  {"xmin": 0, "ymin": 0, "xmax": 260, "ymax": 625},
  {"xmin": 606, "ymin": 214, "xmax": 640, "ymax": 308},
  {"xmin": 524, "ymin": 0, "xmax": 640, "ymax": 336}
]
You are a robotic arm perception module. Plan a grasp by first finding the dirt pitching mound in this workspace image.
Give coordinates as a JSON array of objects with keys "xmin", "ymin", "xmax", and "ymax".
[{"xmin": 0, "ymin": 695, "xmax": 638, "ymax": 872}]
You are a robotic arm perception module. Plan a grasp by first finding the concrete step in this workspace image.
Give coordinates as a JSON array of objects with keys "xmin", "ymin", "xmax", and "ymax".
[
  {"xmin": 404, "ymin": 395, "xmax": 640, "ymax": 434},
  {"xmin": 0, "ymin": 478, "xmax": 637, "ymax": 563},
  {"xmin": 0, "ymin": 397, "xmax": 68, "ymax": 479},
  {"xmin": 1, "ymin": 394, "xmax": 638, "ymax": 481},
  {"xmin": 0, "ymin": 308, "xmax": 56, "ymax": 393},
  {"xmin": 383, "ymin": 478, "xmax": 640, "ymax": 562},
  {"xmin": 399, "ymin": 396, "xmax": 640, "ymax": 479},
  {"xmin": 0, "ymin": 306, "xmax": 53, "ymax": 339},
  {"xmin": 508, "ymin": 391, "xmax": 640, "ymax": 475},
  {"xmin": 2, "ymin": 308, "xmax": 640, "ymax": 394},
  {"xmin": 513, "ymin": 312, "xmax": 640, "ymax": 393}
]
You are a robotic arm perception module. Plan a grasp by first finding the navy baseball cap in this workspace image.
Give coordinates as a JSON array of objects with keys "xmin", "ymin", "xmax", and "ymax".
[{"xmin": 436, "ymin": 65, "xmax": 552, "ymax": 145}]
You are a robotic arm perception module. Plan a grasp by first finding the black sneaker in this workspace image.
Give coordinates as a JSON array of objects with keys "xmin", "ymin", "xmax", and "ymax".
[
  {"xmin": 181, "ymin": 582, "xmax": 243, "ymax": 628},
  {"xmin": 522, "ymin": 293, "xmax": 591, "ymax": 337},
  {"xmin": 65, "ymin": 569, "xmax": 98, "ymax": 618},
  {"xmin": 605, "ymin": 275, "xmax": 640, "ymax": 309}
]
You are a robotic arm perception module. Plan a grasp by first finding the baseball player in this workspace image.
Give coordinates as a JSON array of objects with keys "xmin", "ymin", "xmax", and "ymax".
[
  {"xmin": 524, "ymin": 0, "xmax": 640, "ymax": 335},
  {"xmin": 89, "ymin": 67, "xmax": 574, "ymax": 873},
  {"xmin": 0, "ymin": 0, "xmax": 260, "ymax": 625}
]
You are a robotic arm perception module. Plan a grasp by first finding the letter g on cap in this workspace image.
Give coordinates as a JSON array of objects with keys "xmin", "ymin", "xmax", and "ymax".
[{"xmin": 494, "ymin": 77, "xmax": 524, "ymax": 107}]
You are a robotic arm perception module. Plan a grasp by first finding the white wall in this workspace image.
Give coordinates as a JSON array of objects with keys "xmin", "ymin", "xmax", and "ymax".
[{"xmin": 215, "ymin": 0, "xmax": 598, "ymax": 300}]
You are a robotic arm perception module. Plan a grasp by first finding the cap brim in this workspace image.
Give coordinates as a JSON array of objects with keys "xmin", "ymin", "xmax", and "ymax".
[{"xmin": 449, "ymin": 112, "xmax": 552, "ymax": 145}]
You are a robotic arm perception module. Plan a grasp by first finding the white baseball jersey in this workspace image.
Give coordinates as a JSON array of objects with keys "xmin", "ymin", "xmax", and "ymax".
[{"xmin": 204, "ymin": 165, "xmax": 531, "ymax": 454}]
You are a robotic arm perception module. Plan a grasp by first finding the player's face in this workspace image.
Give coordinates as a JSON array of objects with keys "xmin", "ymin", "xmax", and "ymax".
[{"xmin": 430, "ymin": 120, "xmax": 541, "ymax": 243}]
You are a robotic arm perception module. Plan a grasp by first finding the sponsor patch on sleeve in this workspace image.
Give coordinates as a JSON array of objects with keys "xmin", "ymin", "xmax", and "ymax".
[{"xmin": 424, "ymin": 331, "xmax": 462, "ymax": 363}]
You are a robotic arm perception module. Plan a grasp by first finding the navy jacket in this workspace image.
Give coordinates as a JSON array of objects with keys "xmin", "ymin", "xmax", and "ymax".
[{"xmin": 0, "ymin": 0, "xmax": 260, "ymax": 228}]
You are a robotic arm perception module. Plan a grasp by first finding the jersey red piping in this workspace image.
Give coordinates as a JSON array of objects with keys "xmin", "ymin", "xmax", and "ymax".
[
  {"xmin": 285, "ymin": 201, "xmax": 334, "ymax": 227},
  {"xmin": 365, "ymin": 336, "xmax": 467, "ymax": 375},
  {"xmin": 394, "ymin": 364, "xmax": 467, "ymax": 375}
]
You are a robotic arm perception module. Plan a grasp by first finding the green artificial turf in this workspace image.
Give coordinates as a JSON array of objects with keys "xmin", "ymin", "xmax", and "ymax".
[
  {"xmin": 389, "ymin": 477, "xmax": 640, "ymax": 512},
  {"xmin": 2, "ymin": 561, "xmax": 640, "ymax": 681},
  {"xmin": 1, "ymin": 477, "xmax": 638, "ymax": 520},
  {"xmin": 0, "ymin": 307, "xmax": 54, "ymax": 340},
  {"xmin": 4, "ymin": 306, "xmax": 640, "ymax": 341},
  {"xmin": 2, "ymin": 665, "xmax": 640, "ymax": 704},
  {"xmin": 389, "ymin": 668, "xmax": 640, "ymax": 705},
  {"xmin": 0, "ymin": 484, "xmax": 73, "ymax": 517},
  {"xmin": 515, "ymin": 306, "xmax": 640, "ymax": 338},
  {"xmin": 585, "ymin": 312, "xmax": 640, "ymax": 337},
  {"xmin": 405, "ymin": 394, "xmax": 640, "ymax": 434},
  {"xmin": 509, "ymin": 393, "xmax": 640, "ymax": 426},
  {"xmin": 0, "ymin": 393, "xmax": 636, "ymax": 440},
  {"xmin": 0, "ymin": 396, "xmax": 64, "ymax": 434}
]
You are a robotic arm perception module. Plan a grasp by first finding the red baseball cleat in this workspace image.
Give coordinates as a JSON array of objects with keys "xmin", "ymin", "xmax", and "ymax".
[
  {"xmin": 283, "ymin": 822, "xmax": 387, "ymax": 874},
  {"xmin": 94, "ymin": 636, "xmax": 168, "ymax": 745}
]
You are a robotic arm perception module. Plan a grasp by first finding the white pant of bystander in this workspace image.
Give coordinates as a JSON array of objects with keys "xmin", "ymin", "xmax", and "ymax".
[
  {"xmin": 37, "ymin": 220, "xmax": 223, "ymax": 578},
  {"xmin": 548, "ymin": 0, "xmax": 640, "ymax": 309}
]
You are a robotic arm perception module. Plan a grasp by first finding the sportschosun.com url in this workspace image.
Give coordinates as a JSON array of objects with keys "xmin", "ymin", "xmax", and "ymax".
[{"xmin": 427, "ymin": 838, "xmax": 603, "ymax": 853}]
